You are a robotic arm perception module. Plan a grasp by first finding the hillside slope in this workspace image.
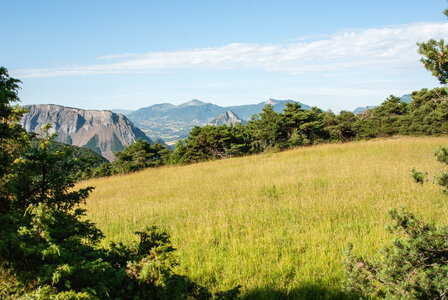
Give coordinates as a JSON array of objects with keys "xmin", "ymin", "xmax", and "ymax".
[
  {"xmin": 21, "ymin": 104, "xmax": 152, "ymax": 161},
  {"xmin": 80, "ymin": 137, "xmax": 448, "ymax": 298}
]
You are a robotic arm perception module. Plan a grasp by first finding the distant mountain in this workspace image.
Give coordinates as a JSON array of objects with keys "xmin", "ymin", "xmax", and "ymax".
[
  {"xmin": 21, "ymin": 104, "xmax": 152, "ymax": 161},
  {"xmin": 227, "ymin": 99, "xmax": 311, "ymax": 120},
  {"xmin": 400, "ymin": 94, "xmax": 412, "ymax": 103},
  {"xmin": 353, "ymin": 94, "xmax": 413, "ymax": 114},
  {"xmin": 110, "ymin": 109, "xmax": 135, "ymax": 115},
  {"xmin": 353, "ymin": 106, "xmax": 377, "ymax": 114},
  {"xmin": 177, "ymin": 99, "xmax": 208, "ymax": 107},
  {"xmin": 130, "ymin": 100, "xmax": 223, "ymax": 124},
  {"xmin": 128, "ymin": 98, "xmax": 312, "ymax": 144},
  {"xmin": 210, "ymin": 111, "xmax": 243, "ymax": 126}
]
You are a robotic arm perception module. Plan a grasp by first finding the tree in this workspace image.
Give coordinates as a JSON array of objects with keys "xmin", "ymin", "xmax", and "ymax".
[
  {"xmin": 325, "ymin": 110, "xmax": 359, "ymax": 142},
  {"xmin": 401, "ymin": 88, "xmax": 448, "ymax": 135},
  {"xmin": 0, "ymin": 67, "xmax": 29, "ymax": 213},
  {"xmin": 247, "ymin": 104, "xmax": 284, "ymax": 150},
  {"xmin": 112, "ymin": 139, "xmax": 170, "ymax": 173},
  {"xmin": 0, "ymin": 67, "xmax": 240, "ymax": 298},
  {"xmin": 417, "ymin": 10, "xmax": 448, "ymax": 84}
]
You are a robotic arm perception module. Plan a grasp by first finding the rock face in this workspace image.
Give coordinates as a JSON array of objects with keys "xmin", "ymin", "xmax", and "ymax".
[
  {"xmin": 21, "ymin": 104, "xmax": 152, "ymax": 161},
  {"xmin": 210, "ymin": 111, "xmax": 242, "ymax": 126}
]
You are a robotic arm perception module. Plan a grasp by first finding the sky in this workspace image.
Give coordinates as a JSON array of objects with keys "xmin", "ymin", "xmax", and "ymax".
[{"xmin": 2, "ymin": 0, "xmax": 448, "ymax": 113}]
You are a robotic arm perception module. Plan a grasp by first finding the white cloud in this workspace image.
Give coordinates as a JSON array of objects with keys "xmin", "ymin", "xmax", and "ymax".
[{"xmin": 13, "ymin": 22, "xmax": 448, "ymax": 78}]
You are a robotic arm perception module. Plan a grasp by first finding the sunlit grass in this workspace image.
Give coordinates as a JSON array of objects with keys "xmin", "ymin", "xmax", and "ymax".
[{"xmin": 79, "ymin": 136, "xmax": 448, "ymax": 298}]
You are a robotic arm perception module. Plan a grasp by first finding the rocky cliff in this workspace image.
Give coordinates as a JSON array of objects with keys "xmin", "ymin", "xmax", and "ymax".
[{"xmin": 21, "ymin": 104, "xmax": 152, "ymax": 161}]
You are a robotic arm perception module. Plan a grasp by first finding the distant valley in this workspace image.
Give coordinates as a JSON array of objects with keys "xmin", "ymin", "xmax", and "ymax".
[{"xmin": 115, "ymin": 98, "xmax": 312, "ymax": 144}]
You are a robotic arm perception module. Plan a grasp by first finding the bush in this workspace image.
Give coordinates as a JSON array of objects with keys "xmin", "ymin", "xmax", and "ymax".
[{"xmin": 344, "ymin": 209, "xmax": 448, "ymax": 299}]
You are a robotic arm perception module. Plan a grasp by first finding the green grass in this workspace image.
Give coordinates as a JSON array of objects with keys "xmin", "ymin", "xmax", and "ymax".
[{"xmin": 79, "ymin": 136, "xmax": 448, "ymax": 298}]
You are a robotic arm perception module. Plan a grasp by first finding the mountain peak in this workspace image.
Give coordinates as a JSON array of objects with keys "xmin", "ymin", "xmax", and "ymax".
[
  {"xmin": 178, "ymin": 99, "xmax": 207, "ymax": 107},
  {"xmin": 265, "ymin": 98, "xmax": 279, "ymax": 105},
  {"xmin": 210, "ymin": 110, "xmax": 242, "ymax": 126}
]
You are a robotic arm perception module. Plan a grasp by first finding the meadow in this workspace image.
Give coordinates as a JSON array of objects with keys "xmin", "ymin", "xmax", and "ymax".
[{"xmin": 80, "ymin": 136, "xmax": 448, "ymax": 299}]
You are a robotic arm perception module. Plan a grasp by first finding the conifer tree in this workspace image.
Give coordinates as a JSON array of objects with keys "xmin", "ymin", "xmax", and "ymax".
[{"xmin": 417, "ymin": 9, "xmax": 448, "ymax": 84}]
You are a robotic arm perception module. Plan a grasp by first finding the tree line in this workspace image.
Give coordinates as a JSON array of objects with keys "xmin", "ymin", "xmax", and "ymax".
[{"xmin": 88, "ymin": 87, "xmax": 448, "ymax": 178}]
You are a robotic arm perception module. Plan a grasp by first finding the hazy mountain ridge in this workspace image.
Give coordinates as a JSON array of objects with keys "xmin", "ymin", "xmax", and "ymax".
[
  {"xmin": 128, "ymin": 98, "xmax": 312, "ymax": 143},
  {"xmin": 21, "ymin": 104, "xmax": 152, "ymax": 161}
]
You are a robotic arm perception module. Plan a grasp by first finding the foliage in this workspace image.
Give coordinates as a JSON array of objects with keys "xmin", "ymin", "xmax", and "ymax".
[
  {"xmin": 324, "ymin": 110, "xmax": 358, "ymax": 142},
  {"xmin": 0, "ymin": 67, "xmax": 239, "ymax": 299},
  {"xmin": 29, "ymin": 139, "xmax": 108, "ymax": 180},
  {"xmin": 401, "ymin": 88, "xmax": 448, "ymax": 135},
  {"xmin": 418, "ymin": 38, "xmax": 448, "ymax": 85},
  {"xmin": 0, "ymin": 67, "xmax": 29, "ymax": 213},
  {"xmin": 112, "ymin": 139, "xmax": 170, "ymax": 174},
  {"xmin": 83, "ymin": 134, "xmax": 102, "ymax": 155},
  {"xmin": 174, "ymin": 124, "xmax": 252, "ymax": 163},
  {"xmin": 417, "ymin": 8, "xmax": 448, "ymax": 84},
  {"xmin": 87, "ymin": 139, "xmax": 172, "ymax": 178},
  {"xmin": 344, "ymin": 209, "xmax": 448, "ymax": 299},
  {"xmin": 247, "ymin": 104, "xmax": 284, "ymax": 151}
]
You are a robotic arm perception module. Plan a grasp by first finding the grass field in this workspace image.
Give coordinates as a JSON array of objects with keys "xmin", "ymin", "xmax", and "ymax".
[{"xmin": 79, "ymin": 136, "xmax": 448, "ymax": 299}]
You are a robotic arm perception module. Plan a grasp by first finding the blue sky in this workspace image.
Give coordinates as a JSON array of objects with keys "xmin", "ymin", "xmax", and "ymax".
[{"xmin": 2, "ymin": 0, "xmax": 448, "ymax": 112}]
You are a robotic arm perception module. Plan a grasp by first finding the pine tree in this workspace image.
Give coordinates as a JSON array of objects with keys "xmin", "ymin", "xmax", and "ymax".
[{"xmin": 417, "ymin": 10, "xmax": 448, "ymax": 85}]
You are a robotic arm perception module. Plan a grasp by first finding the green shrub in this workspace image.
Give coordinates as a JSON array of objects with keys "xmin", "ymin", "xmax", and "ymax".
[{"xmin": 344, "ymin": 209, "xmax": 448, "ymax": 299}]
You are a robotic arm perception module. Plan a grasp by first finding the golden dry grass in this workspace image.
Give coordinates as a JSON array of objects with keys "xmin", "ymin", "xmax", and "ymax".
[{"xmin": 79, "ymin": 136, "xmax": 448, "ymax": 298}]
